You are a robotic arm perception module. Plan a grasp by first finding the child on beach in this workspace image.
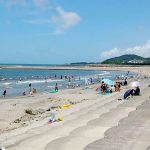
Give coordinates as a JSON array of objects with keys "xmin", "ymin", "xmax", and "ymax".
[
  {"xmin": 32, "ymin": 88, "xmax": 37, "ymax": 94},
  {"xmin": 114, "ymin": 82, "xmax": 121, "ymax": 92},
  {"xmin": 29, "ymin": 91, "xmax": 33, "ymax": 95},
  {"xmin": 101, "ymin": 81, "xmax": 106, "ymax": 94}
]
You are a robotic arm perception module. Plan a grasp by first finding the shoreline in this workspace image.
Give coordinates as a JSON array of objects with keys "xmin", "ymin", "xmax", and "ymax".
[
  {"xmin": 0, "ymin": 66, "xmax": 147, "ymax": 105},
  {"xmin": 0, "ymin": 66, "xmax": 137, "ymax": 100},
  {"xmin": 0, "ymin": 64, "xmax": 149, "ymax": 69},
  {"xmin": 0, "ymin": 67, "xmax": 137, "ymax": 100},
  {"xmin": 0, "ymin": 65, "xmax": 149, "ymax": 74}
]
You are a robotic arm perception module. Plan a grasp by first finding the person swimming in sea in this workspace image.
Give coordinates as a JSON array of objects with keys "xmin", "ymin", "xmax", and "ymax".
[
  {"xmin": 22, "ymin": 91, "xmax": 26, "ymax": 96},
  {"xmin": 61, "ymin": 75, "xmax": 63, "ymax": 79},
  {"xmin": 55, "ymin": 83, "xmax": 58, "ymax": 92}
]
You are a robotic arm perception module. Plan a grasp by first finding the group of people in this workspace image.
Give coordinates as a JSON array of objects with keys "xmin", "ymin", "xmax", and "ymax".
[
  {"xmin": 2, "ymin": 81, "xmax": 59, "ymax": 98},
  {"xmin": 22, "ymin": 83, "xmax": 37, "ymax": 96},
  {"xmin": 1, "ymin": 71, "xmax": 139, "ymax": 99},
  {"xmin": 1, "ymin": 74, "xmax": 99, "ymax": 97},
  {"xmin": 96, "ymin": 81, "xmax": 113, "ymax": 94},
  {"xmin": 96, "ymin": 79, "xmax": 126, "ymax": 94},
  {"xmin": 96, "ymin": 77, "xmax": 141, "ymax": 101}
]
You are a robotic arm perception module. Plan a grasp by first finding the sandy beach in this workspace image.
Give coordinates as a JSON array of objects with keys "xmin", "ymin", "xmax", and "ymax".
[{"xmin": 0, "ymin": 66, "xmax": 150, "ymax": 150}]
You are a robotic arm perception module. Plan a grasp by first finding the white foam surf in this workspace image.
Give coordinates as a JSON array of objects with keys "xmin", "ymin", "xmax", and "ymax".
[{"xmin": 17, "ymin": 79, "xmax": 62, "ymax": 84}]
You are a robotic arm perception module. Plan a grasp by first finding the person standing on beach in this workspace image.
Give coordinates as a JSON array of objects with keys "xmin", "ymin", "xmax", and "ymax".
[
  {"xmin": 90, "ymin": 78, "xmax": 93, "ymax": 84},
  {"xmin": 114, "ymin": 82, "xmax": 121, "ymax": 92},
  {"xmin": 124, "ymin": 79, "xmax": 127, "ymax": 86},
  {"xmin": 29, "ymin": 83, "xmax": 31, "ymax": 88},
  {"xmin": 85, "ymin": 78, "xmax": 88, "ymax": 85},
  {"xmin": 29, "ymin": 83, "xmax": 32, "ymax": 92},
  {"xmin": 68, "ymin": 77, "xmax": 71, "ymax": 87},
  {"xmin": 3, "ymin": 90, "xmax": 6, "ymax": 98},
  {"xmin": 55, "ymin": 83, "xmax": 58, "ymax": 92}
]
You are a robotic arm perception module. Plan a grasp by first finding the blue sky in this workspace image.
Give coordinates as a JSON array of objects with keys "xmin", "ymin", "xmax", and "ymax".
[{"xmin": 0, "ymin": 0, "xmax": 150, "ymax": 64}]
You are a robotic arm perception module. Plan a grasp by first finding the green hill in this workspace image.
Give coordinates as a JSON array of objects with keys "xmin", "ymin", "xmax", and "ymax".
[
  {"xmin": 101, "ymin": 54, "xmax": 149, "ymax": 65},
  {"xmin": 146, "ymin": 57, "xmax": 150, "ymax": 64}
]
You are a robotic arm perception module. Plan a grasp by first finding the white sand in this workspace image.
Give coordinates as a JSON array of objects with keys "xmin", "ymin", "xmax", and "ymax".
[{"xmin": 0, "ymin": 66, "xmax": 150, "ymax": 150}]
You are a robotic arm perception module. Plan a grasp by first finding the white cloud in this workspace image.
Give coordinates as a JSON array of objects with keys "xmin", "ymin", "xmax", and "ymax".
[
  {"xmin": 100, "ymin": 48, "xmax": 121, "ymax": 60},
  {"xmin": 2, "ymin": 1, "xmax": 81, "ymax": 34},
  {"xmin": 126, "ymin": 40, "xmax": 150, "ymax": 57},
  {"xmin": 51, "ymin": 7, "xmax": 81, "ymax": 33},
  {"xmin": 100, "ymin": 40, "xmax": 150, "ymax": 61}
]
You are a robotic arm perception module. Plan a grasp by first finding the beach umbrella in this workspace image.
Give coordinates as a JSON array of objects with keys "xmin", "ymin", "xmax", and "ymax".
[
  {"xmin": 101, "ymin": 79, "xmax": 114, "ymax": 85},
  {"xmin": 129, "ymin": 81, "xmax": 140, "ymax": 87},
  {"xmin": 124, "ymin": 89, "xmax": 134, "ymax": 99}
]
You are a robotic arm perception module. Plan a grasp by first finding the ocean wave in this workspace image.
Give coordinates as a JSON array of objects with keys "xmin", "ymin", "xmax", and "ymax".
[
  {"xmin": 98, "ymin": 72, "xmax": 110, "ymax": 76},
  {"xmin": 6, "ymin": 86, "xmax": 13, "ymax": 89},
  {"xmin": 2, "ymin": 82, "xmax": 12, "ymax": 85},
  {"xmin": 97, "ymin": 74, "xmax": 106, "ymax": 76},
  {"xmin": 17, "ymin": 79, "xmax": 62, "ymax": 84},
  {"xmin": 47, "ymin": 85, "xmax": 54, "ymax": 88},
  {"xmin": 102, "ymin": 71, "xmax": 110, "ymax": 74},
  {"xmin": 103, "ymin": 75, "xmax": 112, "ymax": 78}
]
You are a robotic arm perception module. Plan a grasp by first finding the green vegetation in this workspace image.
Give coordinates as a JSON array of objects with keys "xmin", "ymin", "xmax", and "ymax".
[
  {"xmin": 101, "ymin": 54, "xmax": 150, "ymax": 65},
  {"xmin": 70, "ymin": 62, "xmax": 96, "ymax": 65}
]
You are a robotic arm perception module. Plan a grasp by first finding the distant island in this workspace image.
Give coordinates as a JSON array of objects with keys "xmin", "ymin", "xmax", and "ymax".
[
  {"xmin": 101, "ymin": 54, "xmax": 150, "ymax": 65},
  {"xmin": 62, "ymin": 62, "xmax": 99, "ymax": 66},
  {"xmin": 67, "ymin": 54, "xmax": 150, "ymax": 66}
]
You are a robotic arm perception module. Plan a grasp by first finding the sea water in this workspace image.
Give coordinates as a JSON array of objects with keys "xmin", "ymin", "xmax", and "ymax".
[{"xmin": 0, "ymin": 69, "xmax": 135, "ymax": 98}]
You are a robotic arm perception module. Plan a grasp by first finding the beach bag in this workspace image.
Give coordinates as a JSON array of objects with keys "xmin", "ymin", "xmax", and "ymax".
[{"xmin": 48, "ymin": 113, "xmax": 63, "ymax": 123}]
